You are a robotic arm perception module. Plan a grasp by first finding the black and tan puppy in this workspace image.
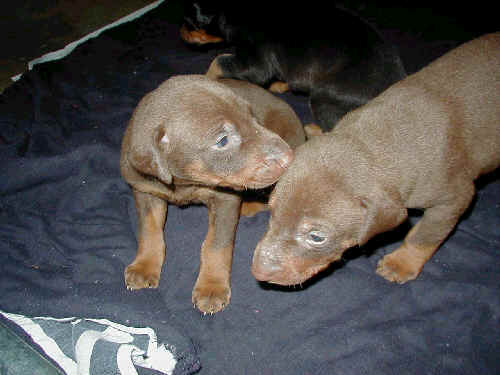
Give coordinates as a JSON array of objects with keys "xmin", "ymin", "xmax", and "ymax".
[
  {"xmin": 181, "ymin": 0, "xmax": 406, "ymax": 131},
  {"xmin": 121, "ymin": 75, "xmax": 305, "ymax": 313},
  {"xmin": 251, "ymin": 33, "xmax": 500, "ymax": 286}
]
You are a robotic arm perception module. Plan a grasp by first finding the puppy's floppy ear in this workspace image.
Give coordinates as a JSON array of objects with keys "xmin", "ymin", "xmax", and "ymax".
[
  {"xmin": 128, "ymin": 127, "xmax": 173, "ymax": 185},
  {"xmin": 357, "ymin": 189, "xmax": 407, "ymax": 246}
]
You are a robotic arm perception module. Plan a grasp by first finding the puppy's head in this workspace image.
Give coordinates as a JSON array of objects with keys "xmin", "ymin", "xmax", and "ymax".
[
  {"xmin": 127, "ymin": 75, "xmax": 293, "ymax": 190},
  {"xmin": 251, "ymin": 136, "xmax": 407, "ymax": 285}
]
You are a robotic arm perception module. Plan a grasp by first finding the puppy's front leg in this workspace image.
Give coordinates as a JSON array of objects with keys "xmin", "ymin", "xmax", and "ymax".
[
  {"xmin": 377, "ymin": 184, "xmax": 475, "ymax": 283},
  {"xmin": 125, "ymin": 190, "xmax": 167, "ymax": 289},
  {"xmin": 193, "ymin": 190, "xmax": 241, "ymax": 314}
]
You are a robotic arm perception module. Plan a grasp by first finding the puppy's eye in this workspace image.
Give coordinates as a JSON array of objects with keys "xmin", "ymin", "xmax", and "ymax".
[
  {"xmin": 215, "ymin": 135, "xmax": 229, "ymax": 149},
  {"xmin": 306, "ymin": 231, "xmax": 327, "ymax": 246}
]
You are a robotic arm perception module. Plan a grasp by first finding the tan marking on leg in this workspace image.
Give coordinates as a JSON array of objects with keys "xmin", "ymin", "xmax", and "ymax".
[
  {"xmin": 192, "ymin": 245, "xmax": 233, "ymax": 314},
  {"xmin": 192, "ymin": 225, "xmax": 232, "ymax": 313},
  {"xmin": 206, "ymin": 54, "xmax": 232, "ymax": 80},
  {"xmin": 376, "ymin": 186, "xmax": 474, "ymax": 284},
  {"xmin": 192, "ymin": 192, "xmax": 239, "ymax": 314},
  {"xmin": 304, "ymin": 123, "xmax": 324, "ymax": 138},
  {"xmin": 180, "ymin": 25, "xmax": 223, "ymax": 44},
  {"xmin": 376, "ymin": 243, "xmax": 435, "ymax": 283},
  {"xmin": 125, "ymin": 191, "xmax": 167, "ymax": 290},
  {"xmin": 376, "ymin": 221, "xmax": 439, "ymax": 283},
  {"xmin": 240, "ymin": 201, "xmax": 268, "ymax": 217},
  {"xmin": 269, "ymin": 81, "xmax": 289, "ymax": 93}
]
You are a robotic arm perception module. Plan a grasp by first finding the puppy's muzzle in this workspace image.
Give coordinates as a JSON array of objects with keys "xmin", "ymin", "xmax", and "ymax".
[
  {"xmin": 262, "ymin": 148, "xmax": 293, "ymax": 175},
  {"xmin": 252, "ymin": 238, "xmax": 333, "ymax": 285},
  {"xmin": 251, "ymin": 244, "xmax": 284, "ymax": 282},
  {"xmin": 250, "ymin": 143, "xmax": 294, "ymax": 188}
]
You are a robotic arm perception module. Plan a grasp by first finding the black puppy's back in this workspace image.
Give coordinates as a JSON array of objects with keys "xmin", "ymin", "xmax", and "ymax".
[{"xmin": 186, "ymin": 1, "xmax": 406, "ymax": 130}]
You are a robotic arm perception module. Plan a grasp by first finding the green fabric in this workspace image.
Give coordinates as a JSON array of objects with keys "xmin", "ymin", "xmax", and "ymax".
[{"xmin": 0, "ymin": 320, "xmax": 64, "ymax": 375}]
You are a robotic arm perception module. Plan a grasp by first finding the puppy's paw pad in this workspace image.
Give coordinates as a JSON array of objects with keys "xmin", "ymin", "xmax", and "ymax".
[
  {"xmin": 192, "ymin": 283, "xmax": 231, "ymax": 314},
  {"xmin": 376, "ymin": 254, "xmax": 419, "ymax": 284},
  {"xmin": 125, "ymin": 263, "xmax": 160, "ymax": 290}
]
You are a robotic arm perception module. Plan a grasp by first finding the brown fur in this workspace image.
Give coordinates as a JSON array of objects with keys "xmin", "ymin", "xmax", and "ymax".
[
  {"xmin": 121, "ymin": 75, "xmax": 305, "ymax": 312},
  {"xmin": 251, "ymin": 33, "xmax": 500, "ymax": 286}
]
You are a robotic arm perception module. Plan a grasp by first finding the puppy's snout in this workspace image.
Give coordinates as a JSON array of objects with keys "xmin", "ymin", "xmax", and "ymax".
[
  {"xmin": 264, "ymin": 146, "xmax": 294, "ymax": 170},
  {"xmin": 262, "ymin": 138, "xmax": 294, "ymax": 173},
  {"xmin": 251, "ymin": 245, "xmax": 283, "ymax": 282},
  {"xmin": 248, "ymin": 140, "xmax": 293, "ymax": 188}
]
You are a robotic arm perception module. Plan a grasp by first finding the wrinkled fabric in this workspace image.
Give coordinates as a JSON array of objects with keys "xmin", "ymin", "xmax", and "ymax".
[{"xmin": 1, "ymin": 2, "xmax": 499, "ymax": 374}]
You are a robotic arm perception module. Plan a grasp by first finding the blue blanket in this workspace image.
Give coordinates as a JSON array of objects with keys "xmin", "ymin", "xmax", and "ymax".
[{"xmin": 1, "ymin": 2, "xmax": 498, "ymax": 374}]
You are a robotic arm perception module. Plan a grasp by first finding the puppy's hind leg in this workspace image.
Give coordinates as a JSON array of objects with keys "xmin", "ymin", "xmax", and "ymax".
[
  {"xmin": 125, "ymin": 190, "xmax": 167, "ymax": 290},
  {"xmin": 377, "ymin": 183, "xmax": 475, "ymax": 283}
]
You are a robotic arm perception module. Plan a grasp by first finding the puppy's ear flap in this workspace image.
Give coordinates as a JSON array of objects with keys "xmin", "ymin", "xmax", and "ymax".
[
  {"xmin": 128, "ymin": 128, "xmax": 173, "ymax": 185},
  {"xmin": 357, "ymin": 190, "xmax": 407, "ymax": 246}
]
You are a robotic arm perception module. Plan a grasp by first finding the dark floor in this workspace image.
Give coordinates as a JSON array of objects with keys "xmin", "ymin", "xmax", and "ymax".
[
  {"xmin": 1, "ymin": 0, "xmax": 157, "ymax": 93},
  {"xmin": 2, "ymin": 1, "xmax": 496, "ymax": 94}
]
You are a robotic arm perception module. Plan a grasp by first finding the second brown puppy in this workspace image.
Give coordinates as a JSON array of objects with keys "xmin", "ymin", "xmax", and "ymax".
[
  {"xmin": 252, "ymin": 33, "xmax": 500, "ymax": 286},
  {"xmin": 121, "ymin": 75, "xmax": 305, "ymax": 313}
]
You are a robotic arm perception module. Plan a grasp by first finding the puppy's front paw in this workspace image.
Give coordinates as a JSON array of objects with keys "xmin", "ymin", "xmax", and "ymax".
[
  {"xmin": 125, "ymin": 261, "xmax": 161, "ymax": 290},
  {"xmin": 192, "ymin": 280, "xmax": 231, "ymax": 314},
  {"xmin": 376, "ymin": 250, "xmax": 422, "ymax": 284}
]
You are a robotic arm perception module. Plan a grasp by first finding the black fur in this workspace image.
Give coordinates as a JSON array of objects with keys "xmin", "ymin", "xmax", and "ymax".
[{"xmin": 183, "ymin": 0, "xmax": 407, "ymax": 131}]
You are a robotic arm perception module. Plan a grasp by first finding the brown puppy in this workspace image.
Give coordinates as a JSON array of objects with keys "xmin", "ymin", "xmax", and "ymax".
[
  {"xmin": 251, "ymin": 33, "xmax": 500, "ymax": 286},
  {"xmin": 121, "ymin": 75, "xmax": 305, "ymax": 313}
]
